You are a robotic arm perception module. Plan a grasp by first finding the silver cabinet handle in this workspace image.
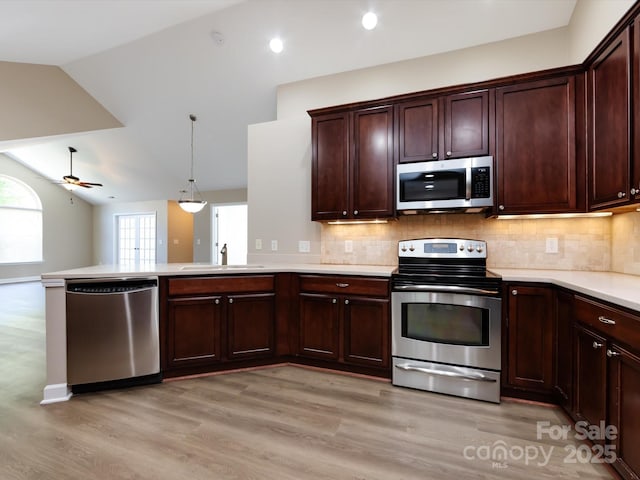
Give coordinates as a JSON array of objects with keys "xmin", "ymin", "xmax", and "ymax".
[
  {"xmin": 344, "ymin": 299, "xmax": 349, "ymax": 305},
  {"xmin": 607, "ymin": 349, "xmax": 620, "ymax": 358},
  {"xmin": 446, "ymin": 151, "xmax": 452, "ymax": 157},
  {"xmin": 598, "ymin": 316, "xmax": 616, "ymax": 325},
  {"xmin": 395, "ymin": 363, "xmax": 496, "ymax": 383},
  {"xmin": 593, "ymin": 341, "xmax": 603, "ymax": 349},
  {"xmin": 499, "ymin": 205, "xmax": 505, "ymax": 211},
  {"xmin": 214, "ymin": 299, "xmax": 220, "ymax": 305},
  {"xmin": 432, "ymin": 152, "xmax": 437, "ymax": 158},
  {"xmin": 336, "ymin": 283, "xmax": 349, "ymax": 288},
  {"xmin": 332, "ymin": 298, "xmax": 337, "ymax": 304},
  {"xmin": 511, "ymin": 289, "xmax": 518, "ymax": 296},
  {"xmin": 632, "ymin": 187, "xmax": 638, "ymax": 195},
  {"xmin": 617, "ymin": 191, "xmax": 626, "ymax": 198},
  {"xmin": 229, "ymin": 298, "xmax": 234, "ymax": 304},
  {"xmin": 353, "ymin": 210, "xmax": 359, "ymax": 215}
]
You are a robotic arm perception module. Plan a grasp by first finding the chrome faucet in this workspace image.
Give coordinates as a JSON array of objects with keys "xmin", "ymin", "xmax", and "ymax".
[{"xmin": 220, "ymin": 243, "xmax": 228, "ymax": 265}]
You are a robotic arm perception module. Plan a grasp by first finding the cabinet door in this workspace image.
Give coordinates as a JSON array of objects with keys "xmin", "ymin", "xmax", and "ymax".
[
  {"xmin": 167, "ymin": 296, "xmax": 222, "ymax": 368},
  {"xmin": 608, "ymin": 344, "xmax": 640, "ymax": 480},
  {"xmin": 298, "ymin": 293, "xmax": 340, "ymax": 360},
  {"xmin": 506, "ymin": 285, "xmax": 554, "ymax": 392},
  {"xmin": 574, "ymin": 324, "xmax": 607, "ymax": 429},
  {"xmin": 555, "ymin": 290, "xmax": 574, "ymax": 410},
  {"xmin": 352, "ymin": 105, "xmax": 394, "ymax": 218},
  {"xmin": 496, "ymin": 76, "xmax": 578, "ymax": 214},
  {"xmin": 342, "ymin": 296, "xmax": 389, "ymax": 368},
  {"xmin": 444, "ymin": 90, "xmax": 490, "ymax": 159},
  {"xmin": 633, "ymin": 17, "xmax": 640, "ymax": 204},
  {"xmin": 396, "ymin": 98, "xmax": 439, "ymax": 163},
  {"xmin": 589, "ymin": 27, "xmax": 631, "ymax": 209},
  {"xmin": 311, "ymin": 112, "xmax": 350, "ymax": 220},
  {"xmin": 227, "ymin": 293, "xmax": 275, "ymax": 360}
]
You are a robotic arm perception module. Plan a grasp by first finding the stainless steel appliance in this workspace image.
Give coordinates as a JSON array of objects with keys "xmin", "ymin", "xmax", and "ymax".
[
  {"xmin": 396, "ymin": 156, "xmax": 493, "ymax": 213},
  {"xmin": 391, "ymin": 238, "xmax": 502, "ymax": 403},
  {"xmin": 66, "ymin": 277, "xmax": 161, "ymax": 392}
]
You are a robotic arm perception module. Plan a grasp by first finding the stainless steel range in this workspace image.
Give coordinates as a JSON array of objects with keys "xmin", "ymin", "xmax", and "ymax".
[{"xmin": 391, "ymin": 238, "xmax": 502, "ymax": 403}]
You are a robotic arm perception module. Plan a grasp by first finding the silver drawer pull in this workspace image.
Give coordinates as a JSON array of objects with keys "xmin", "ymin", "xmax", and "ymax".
[
  {"xmin": 607, "ymin": 349, "xmax": 620, "ymax": 358},
  {"xmin": 598, "ymin": 316, "xmax": 616, "ymax": 325},
  {"xmin": 395, "ymin": 363, "xmax": 496, "ymax": 383},
  {"xmin": 592, "ymin": 341, "xmax": 603, "ymax": 349},
  {"xmin": 336, "ymin": 283, "xmax": 349, "ymax": 288}
]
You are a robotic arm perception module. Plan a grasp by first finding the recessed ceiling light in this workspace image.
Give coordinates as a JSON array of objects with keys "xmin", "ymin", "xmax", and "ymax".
[
  {"xmin": 269, "ymin": 37, "xmax": 283, "ymax": 53},
  {"xmin": 362, "ymin": 12, "xmax": 378, "ymax": 30}
]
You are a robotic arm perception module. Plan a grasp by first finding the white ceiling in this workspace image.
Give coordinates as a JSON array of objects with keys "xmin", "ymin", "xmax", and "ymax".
[{"xmin": 1, "ymin": 0, "xmax": 578, "ymax": 205}]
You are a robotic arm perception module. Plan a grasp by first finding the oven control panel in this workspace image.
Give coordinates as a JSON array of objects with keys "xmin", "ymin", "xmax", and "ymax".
[{"xmin": 398, "ymin": 238, "xmax": 487, "ymax": 259}]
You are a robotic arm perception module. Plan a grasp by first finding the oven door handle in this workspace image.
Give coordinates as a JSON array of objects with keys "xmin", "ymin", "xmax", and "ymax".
[
  {"xmin": 393, "ymin": 284, "xmax": 499, "ymax": 295},
  {"xmin": 395, "ymin": 363, "xmax": 497, "ymax": 383}
]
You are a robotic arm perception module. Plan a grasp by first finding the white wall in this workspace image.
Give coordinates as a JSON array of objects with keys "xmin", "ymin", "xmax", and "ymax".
[{"xmin": 0, "ymin": 153, "xmax": 93, "ymax": 281}]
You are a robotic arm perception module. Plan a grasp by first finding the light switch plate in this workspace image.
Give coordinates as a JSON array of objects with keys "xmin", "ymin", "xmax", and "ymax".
[
  {"xmin": 255, "ymin": 239, "xmax": 262, "ymax": 250},
  {"xmin": 345, "ymin": 240, "xmax": 353, "ymax": 253},
  {"xmin": 271, "ymin": 240, "xmax": 278, "ymax": 251}
]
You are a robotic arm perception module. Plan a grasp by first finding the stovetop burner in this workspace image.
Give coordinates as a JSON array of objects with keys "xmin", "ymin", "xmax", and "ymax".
[{"xmin": 392, "ymin": 238, "xmax": 501, "ymax": 294}]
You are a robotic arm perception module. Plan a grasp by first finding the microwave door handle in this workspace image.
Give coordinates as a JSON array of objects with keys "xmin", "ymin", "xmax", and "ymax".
[{"xmin": 465, "ymin": 165, "xmax": 472, "ymax": 200}]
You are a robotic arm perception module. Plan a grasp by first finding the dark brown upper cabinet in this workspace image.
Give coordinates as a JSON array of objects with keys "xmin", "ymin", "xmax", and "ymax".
[
  {"xmin": 496, "ymin": 75, "xmax": 585, "ymax": 214},
  {"xmin": 633, "ymin": 16, "xmax": 640, "ymax": 204},
  {"xmin": 396, "ymin": 89, "xmax": 491, "ymax": 163},
  {"xmin": 589, "ymin": 26, "xmax": 632, "ymax": 210},
  {"xmin": 311, "ymin": 106, "xmax": 394, "ymax": 221}
]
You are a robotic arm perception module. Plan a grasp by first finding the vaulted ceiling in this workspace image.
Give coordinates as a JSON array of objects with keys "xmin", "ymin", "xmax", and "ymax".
[{"xmin": 0, "ymin": 0, "xmax": 579, "ymax": 205}]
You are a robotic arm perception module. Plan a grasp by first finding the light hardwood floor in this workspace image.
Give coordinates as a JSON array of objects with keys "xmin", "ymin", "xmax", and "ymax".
[{"xmin": 0, "ymin": 282, "xmax": 616, "ymax": 480}]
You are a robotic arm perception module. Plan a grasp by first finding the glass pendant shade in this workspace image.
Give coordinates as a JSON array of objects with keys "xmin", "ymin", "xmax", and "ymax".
[{"xmin": 178, "ymin": 114, "xmax": 207, "ymax": 214}]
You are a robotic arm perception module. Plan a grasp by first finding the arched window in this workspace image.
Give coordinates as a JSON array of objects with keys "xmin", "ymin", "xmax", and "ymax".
[{"xmin": 0, "ymin": 175, "xmax": 43, "ymax": 263}]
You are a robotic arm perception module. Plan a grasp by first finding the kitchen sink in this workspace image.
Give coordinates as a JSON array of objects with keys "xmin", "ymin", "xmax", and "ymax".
[{"xmin": 179, "ymin": 264, "xmax": 264, "ymax": 271}]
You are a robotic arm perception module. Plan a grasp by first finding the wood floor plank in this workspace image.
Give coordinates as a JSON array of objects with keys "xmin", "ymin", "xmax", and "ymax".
[{"xmin": 0, "ymin": 282, "xmax": 617, "ymax": 479}]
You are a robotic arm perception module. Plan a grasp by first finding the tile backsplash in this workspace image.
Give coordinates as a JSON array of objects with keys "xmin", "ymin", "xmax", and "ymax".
[{"xmin": 320, "ymin": 212, "xmax": 640, "ymax": 273}]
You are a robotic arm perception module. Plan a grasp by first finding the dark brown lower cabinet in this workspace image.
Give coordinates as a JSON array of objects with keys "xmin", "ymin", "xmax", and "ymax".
[
  {"xmin": 167, "ymin": 296, "xmax": 223, "ymax": 368},
  {"xmin": 298, "ymin": 293, "xmax": 340, "ymax": 360},
  {"xmin": 343, "ymin": 296, "xmax": 389, "ymax": 368},
  {"xmin": 573, "ymin": 324, "xmax": 608, "ymax": 430},
  {"xmin": 504, "ymin": 284, "xmax": 555, "ymax": 399},
  {"xmin": 555, "ymin": 290, "xmax": 574, "ymax": 409},
  {"xmin": 608, "ymin": 344, "xmax": 640, "ymax": 480},
  {"xmin": 226, "ymin": 292, "xmax": 275, "ymax": 360}
]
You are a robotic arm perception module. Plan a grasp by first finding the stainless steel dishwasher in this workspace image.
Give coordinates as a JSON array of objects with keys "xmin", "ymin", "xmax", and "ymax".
[{"xmin": 66, "ymin": 277, "xmax": 161, "ymax": 392}]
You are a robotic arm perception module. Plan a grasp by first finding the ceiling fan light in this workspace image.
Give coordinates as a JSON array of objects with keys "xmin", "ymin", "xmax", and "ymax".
[{"xmin": 62, "ymin": 183, "xmax": 77, "ymax": 191}]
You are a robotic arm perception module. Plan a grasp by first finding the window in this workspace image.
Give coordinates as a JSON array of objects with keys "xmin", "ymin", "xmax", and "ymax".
[{"xmin": 0, "ymin": 175, "xmax": 43, "ymax": 264}]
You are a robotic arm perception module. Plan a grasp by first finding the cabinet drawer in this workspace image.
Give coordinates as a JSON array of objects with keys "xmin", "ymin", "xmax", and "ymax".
[
  {"xmin": 299, "ymin": 275, "xmax": 389, "ymax": 297},
  {"xmin": 168, "ymin": 275, "xmax": 274, "ymax": 296},
  {"xmin": 575, "ymin": 295, "xmax": 640, "ymax": 348}
]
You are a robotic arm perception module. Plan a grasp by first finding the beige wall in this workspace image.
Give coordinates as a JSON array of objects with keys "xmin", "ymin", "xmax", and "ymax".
[
  {"xmin": 0, "ymin": 153, "xmax": 93, "ymax": 282},
  {"xmin": 0, "ymin": 61, "xmax": 122, "ymax": 143},
  {"xmin": 568, "ymin": 0, "xmax": 635, "ymax": 63},
  {"xmin": 167, "ymin": 200, "xmax": 194, "ymax": 263}
]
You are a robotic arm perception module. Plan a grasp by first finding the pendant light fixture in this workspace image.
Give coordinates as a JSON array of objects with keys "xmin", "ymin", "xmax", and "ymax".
[{"xmin": 178, "ymin": 114, "xmax": 207, "ymax": 213}]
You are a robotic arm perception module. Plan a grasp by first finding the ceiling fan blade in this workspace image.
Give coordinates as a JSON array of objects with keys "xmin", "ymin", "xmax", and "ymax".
[{"xmin": 79, "ymin": 182, "xmax": 103, "ymax": 187}]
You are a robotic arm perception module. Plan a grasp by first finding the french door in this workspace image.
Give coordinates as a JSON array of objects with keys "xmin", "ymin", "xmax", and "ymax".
[{"xmin": 116, "ymin": 213, "xmax": 156, "ymax": 264}]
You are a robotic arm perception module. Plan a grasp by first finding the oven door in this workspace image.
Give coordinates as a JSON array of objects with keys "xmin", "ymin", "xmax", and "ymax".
[{"xmin": 391, "ymin": 290, "xmax": 501, "ymax": 371}]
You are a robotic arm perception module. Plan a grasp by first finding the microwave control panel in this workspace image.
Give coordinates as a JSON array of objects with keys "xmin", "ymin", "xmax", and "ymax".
[{"xmin": 471, "ymin": 167, "xmax": 491, "ymax": 198}]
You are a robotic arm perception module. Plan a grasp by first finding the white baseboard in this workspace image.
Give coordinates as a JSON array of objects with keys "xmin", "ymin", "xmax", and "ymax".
[{"xmin": 40, "ymin": 383, "xmax": 72, "ymax": 405}]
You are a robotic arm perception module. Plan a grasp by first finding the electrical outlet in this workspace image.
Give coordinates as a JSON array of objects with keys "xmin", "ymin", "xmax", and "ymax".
[
  {"xmin": 255, "ymin": 239, "xmax": 262, "ymax": 250},
  {"xmin": 545, "ymin": 237, "xmax": 558, "ymax": 254},
  {"xmin": 196, "ymin": 238, "xmax": 201, "ymax": 245},
  {"xmin": 271, "ymin": 240, "xmax": 278, "ymax": 251},
  {"xmin": 345, "ymin": 240, "xmax": 353, "ymax": 253},
  {"xmin": 173, "ymin": 238, "xmax": 179, "ymax": 245},
  {"xmin": 298, "ymin": 240, "xmax": 310, "ymax": 253}
]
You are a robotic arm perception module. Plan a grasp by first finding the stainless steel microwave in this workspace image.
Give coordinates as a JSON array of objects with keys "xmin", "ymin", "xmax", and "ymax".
[{"xmin": 396, "ymin": 156, "xmax": 494, "ymax": 213}]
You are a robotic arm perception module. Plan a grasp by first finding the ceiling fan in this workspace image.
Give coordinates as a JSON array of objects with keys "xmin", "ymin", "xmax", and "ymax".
[{"xmin": 62, "ymin": 146, "xmax": 102, "ymax": 189}]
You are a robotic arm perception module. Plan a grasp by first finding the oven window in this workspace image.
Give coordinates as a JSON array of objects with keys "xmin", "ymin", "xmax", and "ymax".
[{"xmin": 401, "ymin": 303, "xmax": 489, "ymax": 346}]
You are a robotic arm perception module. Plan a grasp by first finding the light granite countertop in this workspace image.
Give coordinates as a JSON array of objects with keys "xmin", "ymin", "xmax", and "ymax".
[{"xmin": 491, "ymin": 268, "xmax": 640, "ymax": 313}]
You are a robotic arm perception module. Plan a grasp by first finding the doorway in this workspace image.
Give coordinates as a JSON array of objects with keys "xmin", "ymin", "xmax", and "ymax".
[
  {"xmin": 212, "ymin": 204, "xmax": 247, "ymax": 265},
  {"xmin": 116, "ymin": 213, "xmax": 156, "ymax": 264}
]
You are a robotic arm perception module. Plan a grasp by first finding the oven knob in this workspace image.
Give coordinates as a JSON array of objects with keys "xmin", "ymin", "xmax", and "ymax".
[
  {"xmin": 401, "ymin": 245, "xmax": 407, "ymax": 252},
  {"xmin": 409, "ymin": 245, "xmax": 415, "ymax": 252},
  {"xmin": 459, "ymin": 245, "xmax": 464, "ymax": 251},
  {"xmin": 476, "ymin": 245, "xmax": 483, "ymax": 253},
  {"xmin": 467, "ymin": 244, "xmax": 474, "ymax": 252}
]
